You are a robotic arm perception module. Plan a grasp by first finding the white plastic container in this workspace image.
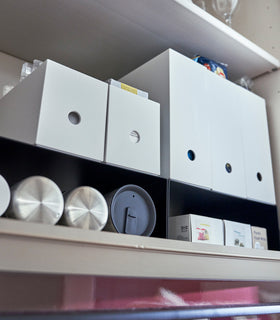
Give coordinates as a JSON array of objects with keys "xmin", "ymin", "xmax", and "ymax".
[
  {"xmin": 121, "ymin": 49, "xmax": 275, "ymax": 204},
  {"xmin": 105, "ymin": 84, "xmax": 160, "ymax": 175},
  {"xmin": 0, "ymin": 59, "xmax": 108, "ymax": 161}
]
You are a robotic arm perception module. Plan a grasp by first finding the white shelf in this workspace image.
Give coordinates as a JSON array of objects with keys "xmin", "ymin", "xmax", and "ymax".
[
  {"xmin": 0, "ymin": 0, "xmax": 278, "ymax": 82},
  {"xmin": 1, "ymin": 218, "xmax": 280, "ymax": 281}
]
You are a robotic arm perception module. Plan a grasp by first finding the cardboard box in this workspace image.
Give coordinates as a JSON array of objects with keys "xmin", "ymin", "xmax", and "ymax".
[
  {"xmin": 224, "ymin": 220, "xmax": 252, "ymax": 248},
  {"xmin": 251, "ymin": 226, "xmax": 268, "ymax": 250},
  {"xmin": 168, "ymin": 214, "xmax": 224, "ymax": 245}
]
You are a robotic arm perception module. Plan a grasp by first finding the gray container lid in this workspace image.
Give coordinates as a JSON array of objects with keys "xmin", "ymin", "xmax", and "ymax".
[{"xmin": 110, "ymin": 184, "xmax": 156, "ymax": 236}]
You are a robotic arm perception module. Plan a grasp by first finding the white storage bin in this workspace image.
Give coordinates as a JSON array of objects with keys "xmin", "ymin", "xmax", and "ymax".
[
  {"xmin": 105, "ymin": 84, "xmax": 160, "ymax": 175},
  {"xmin": 0, "ymin": 59, "xmax": 108, "ymax": 161},
  {"xmin": 121, "ymin": 49, "xmax": 275, "ymax": 204}
]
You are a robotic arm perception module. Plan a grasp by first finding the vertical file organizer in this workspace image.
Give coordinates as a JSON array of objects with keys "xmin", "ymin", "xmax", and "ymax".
[
  {"xmin": 241, "ymin": 91, "xmax": 275, "ymax": 204},
  {"xmin": 121, "ymin": 49, "xmax": 275, "ymax": 204},
  {"xmin": 208, "ymin": 75, "xmax": 246, "ymax": 198}
]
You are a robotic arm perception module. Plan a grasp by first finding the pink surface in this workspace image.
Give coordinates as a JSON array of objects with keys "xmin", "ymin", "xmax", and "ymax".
[
  {"xmin": 2, "ymin": 273, "xmax": 278, "ymax": 316},
  {"xmin": 62, "ymin": 276, "xmax": 259, "ymax": 310},
  {"xmin": 94, "ymin": 285, "xmax": 259, "ymax": 309}
]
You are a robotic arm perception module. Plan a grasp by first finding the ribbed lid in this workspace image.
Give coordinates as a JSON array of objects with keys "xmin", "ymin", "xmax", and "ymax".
[
  {"xmin": 9, "ymin": 176, "xmax": 64, "ymax": 225},
  {"xmin": 63, "ymin": 186, "xmax": 108, "ymax": 230}
]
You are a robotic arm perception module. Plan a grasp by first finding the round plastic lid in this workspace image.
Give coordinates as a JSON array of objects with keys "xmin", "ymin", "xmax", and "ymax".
[{"xmin": 110, "ymin": 184, "xmax": 156, "ymax": 236}]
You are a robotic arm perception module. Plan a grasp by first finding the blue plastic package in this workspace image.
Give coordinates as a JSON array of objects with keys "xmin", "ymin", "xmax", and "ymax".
[{"xmin": 193, "ymin": 55, "xmax": 228, "ymax": 79}]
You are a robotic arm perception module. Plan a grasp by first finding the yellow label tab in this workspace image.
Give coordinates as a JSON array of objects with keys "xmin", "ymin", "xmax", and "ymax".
[
  {"xmin": 201, "ymin": 223, "xmax": 210, "ymax": 227},
  {"xmin": 121, "ymin": 83, "xmax": 138, "ymax": 95}
]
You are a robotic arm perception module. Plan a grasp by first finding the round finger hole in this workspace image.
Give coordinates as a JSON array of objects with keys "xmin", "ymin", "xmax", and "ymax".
[
  {"xmin": 225, "ymin": 163, "xmax": 232, "ymax": 173},
  {"xmin": 187, "ymin": 150, "xmax": 195, "ymax": 161},
  {"xmin": 129, "ymin": 131, "xmax": 140, "ymax": 143},
  {"xmin": 257, "ymin": 172, "xmax": 262, "ymax": 181},
  {"xmin": 68, "ymin": 111, "xmax": 81, "ymax": 125}
]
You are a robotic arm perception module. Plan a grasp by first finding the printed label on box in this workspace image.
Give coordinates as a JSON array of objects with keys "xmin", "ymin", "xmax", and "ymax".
[
  {"xmin": 224, "ymin": 220, "xmax": 252, "ymax": 248},
  {"xmin": 251, "ymin": 226, "xmax": 268, "ymax": 250},
  {"xmin": 168, "ymin": 214, "xmax": 224, "ymax": 245},
  {"xmin": 190, "ymin": 215, "xmax": 224, "ymax": 245}
]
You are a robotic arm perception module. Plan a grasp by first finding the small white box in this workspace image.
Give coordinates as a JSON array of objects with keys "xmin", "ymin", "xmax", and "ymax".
[
  {"xmin": 251, "ymin": 226, "xmax": 268, "ymax": 250},
  {"xmin": 0, "ymin": 59, "xmax": 108, "ymax": 161},
  {"xmin": 105, "ymin": 84, "xmax": 160, "ymax": 175},
  {"xmin": 168, "ymin": 214, "xmax": 224, "ymax": 245},
  {"xmin": 224, "ymin": 220, "xmax": 252, "ymax": 248}
]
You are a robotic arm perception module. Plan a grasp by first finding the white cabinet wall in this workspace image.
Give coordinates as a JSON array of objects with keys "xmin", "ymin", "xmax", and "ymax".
[{"xmin": 232, "ymin": 0, "xmax": 280, "ymax": 62}]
